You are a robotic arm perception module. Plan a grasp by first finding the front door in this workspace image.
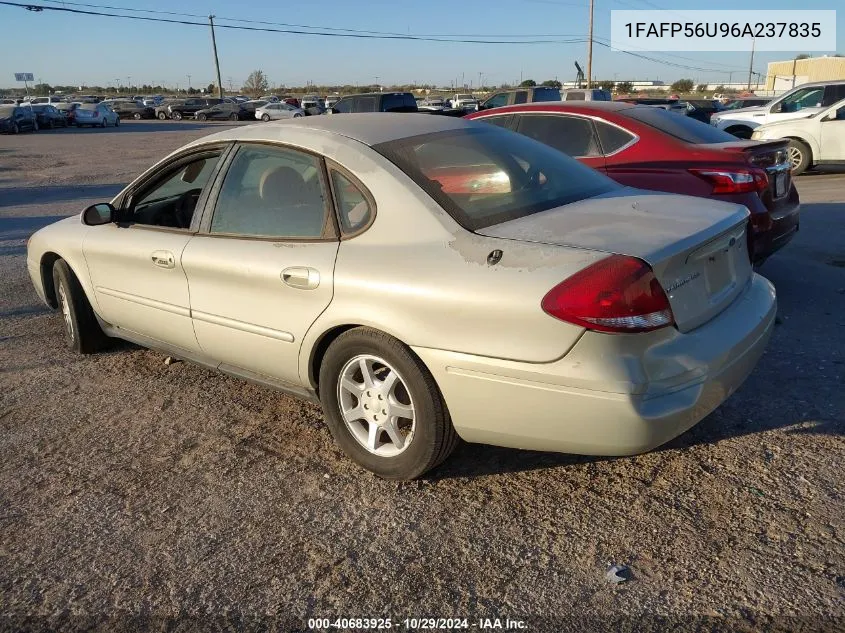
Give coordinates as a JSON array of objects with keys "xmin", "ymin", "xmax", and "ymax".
[
  {"xmin": 83, "ymin": 147, "xmax": 227, "ymax": 352},
  {"xmin": 182, "ymin": 142, "xmax": 339, "ymax": 387}
]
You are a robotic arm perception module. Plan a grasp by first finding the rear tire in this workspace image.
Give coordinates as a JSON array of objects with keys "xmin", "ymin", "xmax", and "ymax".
[
  {"xmin": 261, "ymin": 113, "xmax": 270, "ymax": 122},
  {"xmin": 101, "ymin": 117, "xmax": 107, "ymax": 128},
  {"xmin": 133, "ymin": 112, "xmax": 142, "ymax": 120},
  {"xmin": 52, "ymin": 259, "xmax": 109, "ymax": 354},
  {"xmin": 229, "ymin": 112, "xmax": 238, "ymax": 121},
  {"xmin": 787, "ymin": 139, "xmax": 811, "ymax": 176},
  {"xmin": 196, "ymin": 113, "xmax": 207, "ymax": 121},
  {"xmin": 318, "ymin": 327, "xmax": 459, "ymax": 480},
  {"xmin": 11, "ymin": 123, "xmax": 19, "ymax": 134},
  {"xmin": 172, "ymin": 111, "xmax": 183, "ymax": 120},
  {"xmin": 157, "ymin": 111, "xmax": 167, "ymax": 120},
  {"xmin": 115, "ymin": 117, "xmax": 120, "ymax": 127}
]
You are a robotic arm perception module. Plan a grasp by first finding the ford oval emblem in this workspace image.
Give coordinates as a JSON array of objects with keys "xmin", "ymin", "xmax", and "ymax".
[{"xmin": 729, "ymin": 237, "xmax": 736, "ymax": 247}]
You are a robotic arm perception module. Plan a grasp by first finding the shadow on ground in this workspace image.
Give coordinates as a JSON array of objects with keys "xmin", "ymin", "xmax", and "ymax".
[{"xmin": 0, "ymin": 184, "xmax": 124, "ymax": 209}]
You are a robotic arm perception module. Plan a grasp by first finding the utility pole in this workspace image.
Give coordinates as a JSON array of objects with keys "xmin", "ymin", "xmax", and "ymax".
[
  {"xmin": 586, "ymin": 0, "xmax": 594, "ymax": 89},
  {"xmin": 209, "ymin": 16, "xmax": 224, "ymax": 98},
  {"xmin": 747, "ymin": 37, "xmax": 755, "ymax": 89},
  {"xmin": 187, "ymin": 74, "xmax": 192, "ymax": 93}
]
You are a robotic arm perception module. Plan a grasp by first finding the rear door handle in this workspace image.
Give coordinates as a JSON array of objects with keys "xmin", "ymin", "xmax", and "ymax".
[
  {"xmin": 151, "ymin": 250, "xmax": 175, "ymax": 269},
  {"xmin": 282, "ymin": 266, "xmax": 320, "ymax": 290}
]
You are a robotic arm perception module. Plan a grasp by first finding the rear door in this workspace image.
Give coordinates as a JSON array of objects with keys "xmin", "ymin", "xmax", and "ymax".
[
  {"xmin": 514, "ymin": 113, "xmax": 606, "ymax": 170},
  {"xmin": 182, "ymin": 142, "xmax": 339, "ymax": 386}
]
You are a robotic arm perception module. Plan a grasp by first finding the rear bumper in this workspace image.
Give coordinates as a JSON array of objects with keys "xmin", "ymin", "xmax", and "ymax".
[
  {"xmin": 414, "ymin": 273, "xmax": 776, "ymax": 455},
  {"xmin": 753, "ymin": 195, "xmax": 800, "ymax": 263}
]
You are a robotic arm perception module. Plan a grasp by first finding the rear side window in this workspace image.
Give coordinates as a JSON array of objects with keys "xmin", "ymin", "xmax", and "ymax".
[
  {"xmin": 354, "ymin": 96, "xmax": 378, "ymax": 113},
  {"xmin": 595, "ymin": 121, "xmax": 636, "ymax": 154},
  {"xmin": 625, "ymin": 106, "xmax": 736, "ymax": 143},
  {"xmin": 592, "ymin": 90, "xmax": 612, "ymax": 101},
  {"xmin": 564, "ymin": 91, "xmax": 585, "ymax": 101},
  {"xmin": 533, "ymin": 87, "xmax": 561, "ymax": 102},
  {"xmin": 514, "ymin": 91, "xmax": 528, "ymax": 105},
  {"xmin": 331, "ymin": 170, "xmax": 373, "ymax": 234},
  {"xmin": 516, "ymin": 114, "xmax": 600, "ymax": 157}
]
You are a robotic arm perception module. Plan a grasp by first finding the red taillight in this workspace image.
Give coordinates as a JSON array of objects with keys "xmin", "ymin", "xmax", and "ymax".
[
  {"xmin": 541, "ymin": 255, "xmax": 674, "ymax": 333},
  {"xmin": 689, "ymin": 167, "xmax": 768, "ymax": 194}
]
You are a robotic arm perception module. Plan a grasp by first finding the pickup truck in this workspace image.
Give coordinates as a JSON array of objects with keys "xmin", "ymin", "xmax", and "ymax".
[{"xmin": 478, "ymin": 86, "xmax": 561, "ymax": 111}]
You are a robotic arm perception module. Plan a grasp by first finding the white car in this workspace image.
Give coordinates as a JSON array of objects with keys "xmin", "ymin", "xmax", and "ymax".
[
  {"xmin": 450, "ymin": 94, "xmax": 479, "ymax": 110},
  {"xmin": 751, "ymin": 97, "xmax": 845, "ymax": 175},
  {"xmin": 25, "ymin": 115, "xmax": 775, "ymax": 479},
  {"xmin": 711, "ymin": 80, "xmax": 845, "ymax": 138},
  {"xmin": 255, "ymin": 102, "xmax": 304, "ymax": 121}
]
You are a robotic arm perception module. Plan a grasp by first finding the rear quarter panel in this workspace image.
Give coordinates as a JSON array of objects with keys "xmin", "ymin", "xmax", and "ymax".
[{"xmin": 296, "ymin": 136, "xmax": 604, "ymax": 386}]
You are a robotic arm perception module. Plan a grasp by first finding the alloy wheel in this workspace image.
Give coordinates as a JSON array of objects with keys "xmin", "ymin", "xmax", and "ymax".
[
  {"xmin": 787, "ymin": 146, "xmax": 803, "ymax": 171},
  {"xmin": 338, "ymin": 354, "xmax": 416, "ymax": 457}
]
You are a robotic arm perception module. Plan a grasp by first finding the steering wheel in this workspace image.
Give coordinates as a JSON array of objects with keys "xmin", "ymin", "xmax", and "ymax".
[
  {"xmin": 521, "ymin": 166, "xmax": 543, "ymax": 191},
  {"xmin": 174, "ymin": 188, "xmax": 202, "ymax": 228}
]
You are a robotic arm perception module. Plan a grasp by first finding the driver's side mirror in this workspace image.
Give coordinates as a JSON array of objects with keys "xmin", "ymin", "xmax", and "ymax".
[{"xmin": 82, "ymin": 203, "xmax": 115, "ymax": 226}]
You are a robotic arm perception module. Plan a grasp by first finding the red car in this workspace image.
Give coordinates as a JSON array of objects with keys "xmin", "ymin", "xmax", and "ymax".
[{"xmin": 465, "ymin": 102, "xmax": 800, "ymax": 265}]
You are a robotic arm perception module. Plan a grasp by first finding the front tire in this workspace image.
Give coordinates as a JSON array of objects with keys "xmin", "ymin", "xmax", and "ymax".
[
  {"xmin": 229, "ymin": 112, "xmax": 238, "ymax": 121},
  {"xmin": 157, "ymin": 111, "xmax": 167, "ymax": 120},
  {"xmin": 196, "ymin": 113, "xmax": 207, "ymax": 121},
  {"xmin": 52, "ymin": 260, "xmax": 109, "ymax": 354},
  {"xmin": 318, "ymin": 327, "xmax": 458, "ymax": 480},
  {"xmin": 172, "ymin": 111, "xmax": 183, "ymax": 120},
  {"xmin": 787, "ymin": 139, "xmax": 812, "ymax": 176}
]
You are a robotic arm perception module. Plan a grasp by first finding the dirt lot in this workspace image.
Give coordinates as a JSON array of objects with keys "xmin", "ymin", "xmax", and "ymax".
[{"xmin": 1, "ymin": 121, "xmax": 843, "ymax": 632}]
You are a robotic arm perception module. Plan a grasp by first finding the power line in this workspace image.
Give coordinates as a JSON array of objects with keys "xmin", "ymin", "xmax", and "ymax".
[
  {"xmin": 4, "ymin": 1, "xmax": 588, "ymax": 44},
  {"xmin": 40, "ymin": 0, "xmax": 585, "ymax": 39}
]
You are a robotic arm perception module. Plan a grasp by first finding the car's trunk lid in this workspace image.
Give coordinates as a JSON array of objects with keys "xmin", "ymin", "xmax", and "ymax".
[{"xmin": 477, "ymin": 189, "xmax": 753, "ymax": 333}]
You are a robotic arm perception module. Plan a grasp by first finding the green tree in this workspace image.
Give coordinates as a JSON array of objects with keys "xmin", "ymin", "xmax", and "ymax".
[
  {"xmin": 519, "ymin": 79, "xmax": 537, "ymax": 87},
  {"xmin": 670, "ymin": 78, "xmax": 694, "ymax": 93},
  {"xmin": 242, "ymin": 70, "xmax": 270, "ymax": 98},
  {"xmin": 206, "ymin": 83, "xmax": 216, "ymax": 94},
  {"xmin": 795, "ymin": 53, "xmax": 810, "ymax": 60},
  {"xmin": 615, "ymin": 81, "xmax": 634, "ymax": 94},
  {"xmin": 33, "ymin": 83, "xmax": 52, "ymax": 95},
  {"xmin": 696, "ymin": 83, "xmax": 708, "ymax": 93},
  {"xmin": 541, "ymin": 79, "xmax": 562, "ymax": 88},
  {"xmin": 598, "ymin": 80, "xmax": 615, "ymax": 91}
]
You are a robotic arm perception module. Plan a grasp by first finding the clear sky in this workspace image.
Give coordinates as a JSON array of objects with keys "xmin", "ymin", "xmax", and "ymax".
[{"xmin": 0, "ymin": 0, "xmax": 841, "ymax": 90}]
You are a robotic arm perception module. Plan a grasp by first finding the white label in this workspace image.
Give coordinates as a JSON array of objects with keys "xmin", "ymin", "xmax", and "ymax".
[{"xmin": 610, "ymin": 10, "xmax": 836, "ymax": 52}]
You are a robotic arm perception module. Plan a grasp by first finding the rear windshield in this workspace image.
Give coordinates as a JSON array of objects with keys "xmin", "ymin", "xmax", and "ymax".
[
  {"xmin": 533, "ymin": 87, "xmax": 561, "ymax": 102},
  {"xmin": 625, "ymin": 106, "xmax": 737, "ymax": 143},
  {"xmin": 373, "ymin": 127, "xmax": 617, "ymax": 231}
]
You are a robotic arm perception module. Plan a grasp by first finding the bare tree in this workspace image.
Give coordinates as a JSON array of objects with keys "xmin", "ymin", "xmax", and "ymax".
[{"xmin": 242, "ymin": 70, "xmax": 269, "ymax": 98}]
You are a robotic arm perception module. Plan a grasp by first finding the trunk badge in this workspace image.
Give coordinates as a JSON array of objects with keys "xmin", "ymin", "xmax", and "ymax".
[{"xmin": 665, "ymin": 272, "xmax": 701, "ymax": 293}]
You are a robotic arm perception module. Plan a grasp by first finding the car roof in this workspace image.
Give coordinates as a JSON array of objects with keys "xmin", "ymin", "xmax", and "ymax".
[
  {"xmin": 473, "ymin": 101, "xmax": 637, "ymax": 115},
  {"xmin": 195, "ymin": 113, "xmax": 475, "ymax": 146}
]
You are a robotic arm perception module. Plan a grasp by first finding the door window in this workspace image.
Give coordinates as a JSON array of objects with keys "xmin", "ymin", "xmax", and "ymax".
[
  {"xmin": 483, "ymin": 93, "xmax": 509, "ymax": 109},
  {"xmin": 333, "ymin": 98, "xmax": 353, "ymax": 113},
  {"xmin": 513, "ymin": 91, "xmax": 528, "ymax": 105},
  {"xmin": 129, "ymin": 152, "xmax": 222, "ymax": 228},
  {"xmin": 210, "ymin": 144, "xmax": 329, "ymax": 238},
  {"xmin": 354, "ymin": 96, "xmax": 378, "ymax": 112},
  {"xmin": 564, "ymin": 91, "xmax": 586, "ymax": 101},
  {"xmin": 516, "ymin": 114, "xmax": 601, "ymax": 157},
  {"xmin": 478, "ymin": 114, "xmax": 514, "ymax": 129},
  {"xmin": 822, "ymin": 84, "xmax": 845, "ymax": 107},
  {"xmin": 776, "ymin": 87, "xmax": 824, "ymax": 112},
  {"xmin": 330, "ymin": 170, "xmax": 374, "ymax": 234}
]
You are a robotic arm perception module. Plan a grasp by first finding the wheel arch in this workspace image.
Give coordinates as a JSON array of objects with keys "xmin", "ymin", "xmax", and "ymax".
[
  {"xmin": 784, "ymin": 135, "xmax": 816, "ymax": 164},
  {"xmin": 39, "ymin": 252, "xmax": 95, "ymax": 310}
]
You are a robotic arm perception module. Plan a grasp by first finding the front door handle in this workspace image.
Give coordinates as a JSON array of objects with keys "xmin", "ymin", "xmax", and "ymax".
[
  {"xmin": 282, "ymin": 266, "xmax": 320, "ymax": 290},
  {"xmin": 151, "ymin": 250, "xmax": 175, "ymax": 269}
]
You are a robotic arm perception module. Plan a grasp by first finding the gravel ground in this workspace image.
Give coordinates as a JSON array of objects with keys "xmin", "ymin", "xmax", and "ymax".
[{"xmin": 0, "ymin": 121, "xmax": 843, "ymax": 632}]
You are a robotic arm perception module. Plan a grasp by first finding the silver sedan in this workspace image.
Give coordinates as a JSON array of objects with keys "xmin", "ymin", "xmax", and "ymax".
[
  {"xmin": 255, "ymin": 102, "xmax": 304, "ymax": 121},
  {"xmin": 73, "ymin": 103, "xmax": 120, "ymax": 127},
  {"xmin": 26, "ymin": 115, "xmax": 775, "ymax": 479}
]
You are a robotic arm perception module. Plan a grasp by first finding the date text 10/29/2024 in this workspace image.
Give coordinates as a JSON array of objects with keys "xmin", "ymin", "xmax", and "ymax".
[{"xmin": 307, "ymin": 618, "xmax": 528, "ymax": 631}]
